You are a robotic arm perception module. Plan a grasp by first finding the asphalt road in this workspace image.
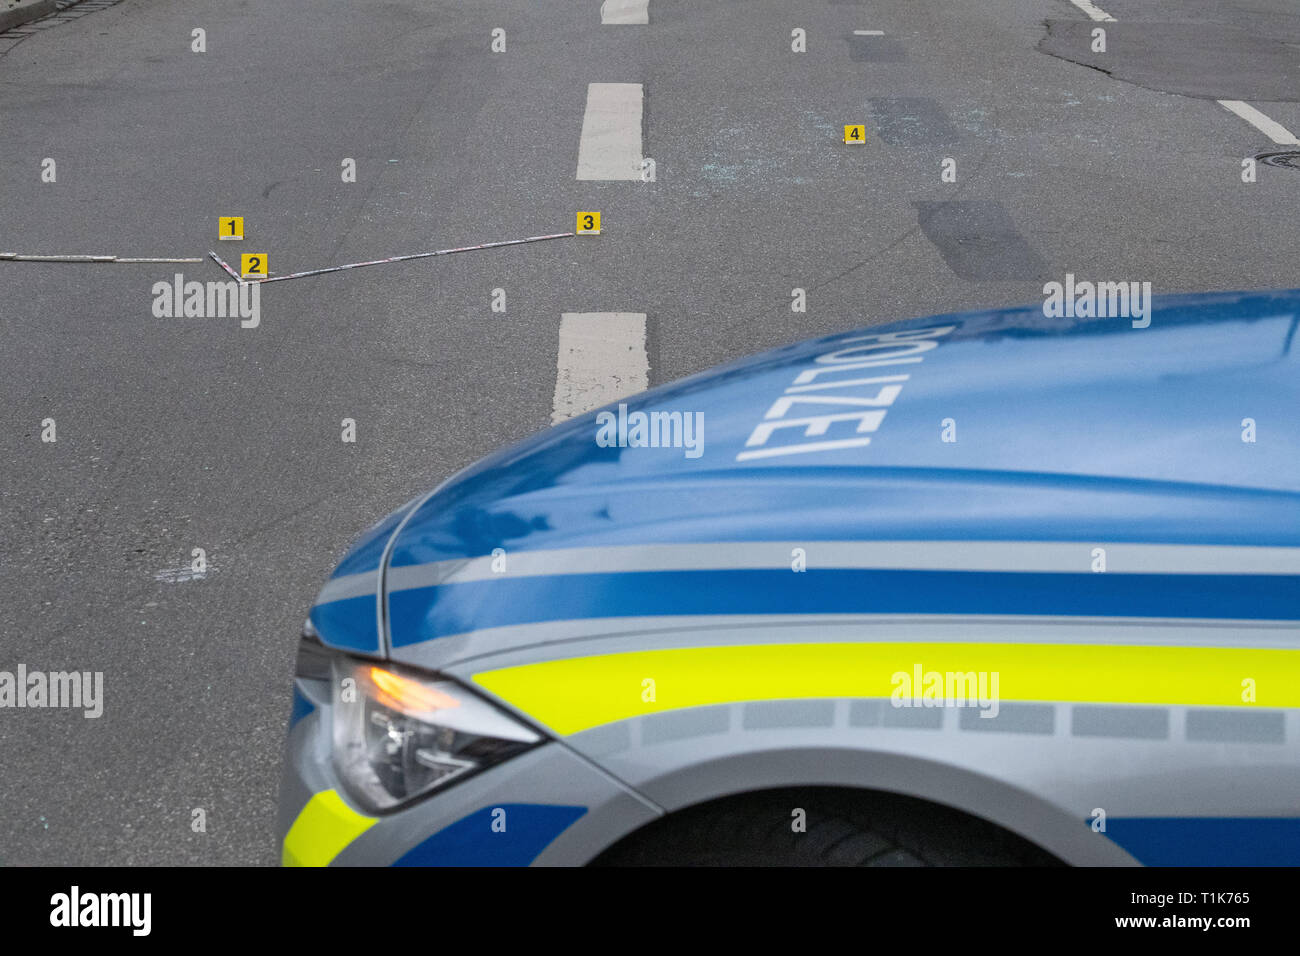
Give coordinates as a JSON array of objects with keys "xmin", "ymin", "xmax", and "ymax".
[{"xmin": 1, "ymin": 0, "xmax": 1297, "ymax": 865}]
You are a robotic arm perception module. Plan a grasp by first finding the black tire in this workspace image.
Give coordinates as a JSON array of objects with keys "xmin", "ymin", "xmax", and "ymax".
[{"xmin": 591, "ymin": 787, "xmax": 1064, "ymax": 867}]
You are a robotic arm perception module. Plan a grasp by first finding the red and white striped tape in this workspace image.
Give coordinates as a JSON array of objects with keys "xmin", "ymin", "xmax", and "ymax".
[
  {"xmin": 0, "ymin": 253, "xmax": 202, "ymax": 263},
  {"xmin": 208, "ymin": 232, "xmax": 576, "ymax": 285}
]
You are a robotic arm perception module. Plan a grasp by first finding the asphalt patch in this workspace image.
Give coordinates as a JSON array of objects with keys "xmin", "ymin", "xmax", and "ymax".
[
  {"xmin": 1039, "ymin": 20, "xmax": 1300, "ymax": 101},
  {"xmin": 913, "ymin": 200, "xmax": 1052, "ymax": 281},
  {"xmin": 848, "ymin": 33, "xmax": 907, "ymax": 62},
  {"xmin": 869, "ymin": 97, "xmax": 957, "ymax": 146}
]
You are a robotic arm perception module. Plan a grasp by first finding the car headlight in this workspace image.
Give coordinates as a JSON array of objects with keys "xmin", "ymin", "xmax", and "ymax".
[{"xmin": 326, "ymin": 654, "xmax": 542, "ymax": 813}]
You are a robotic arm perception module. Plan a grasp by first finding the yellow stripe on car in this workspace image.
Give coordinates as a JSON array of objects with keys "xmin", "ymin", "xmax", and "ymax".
[
  {"xmin": 472, "ymin": 642, "xmax": 1300, "ymax": 736},
  {"xmin": 282, "ymin": 789, "xmax": 377, "ymax": 867}
]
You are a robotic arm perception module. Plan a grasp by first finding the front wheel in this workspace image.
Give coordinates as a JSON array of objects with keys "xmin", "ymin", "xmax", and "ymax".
[{"xmin": 591, "ymin": 787, "xmax": 1064, "ymax": 866}]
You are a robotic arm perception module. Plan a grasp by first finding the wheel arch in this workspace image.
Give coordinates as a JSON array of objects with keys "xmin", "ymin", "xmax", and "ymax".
[{"xmin": 578, "ymin": 745, "xmax": 1139, "ymax": 866}]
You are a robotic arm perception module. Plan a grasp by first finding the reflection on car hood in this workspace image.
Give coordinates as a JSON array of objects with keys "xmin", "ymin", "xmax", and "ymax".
[
  {"xmin": 391, "ymin": 289, "xmax": 1300, "ymax": 560},
  {"xmin": 313, "ymin": 290, "xmax": 1300, "ymax": 656}
]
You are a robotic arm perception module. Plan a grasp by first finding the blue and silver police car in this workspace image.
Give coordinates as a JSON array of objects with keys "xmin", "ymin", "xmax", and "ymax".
[{"xmin": 278, "ymin": 290, "xmax": 1300, "ymax": 866}]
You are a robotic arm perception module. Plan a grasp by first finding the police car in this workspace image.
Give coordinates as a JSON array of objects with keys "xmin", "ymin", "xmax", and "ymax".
[{"xmin": 278, "ymin": 290, "xmax": 1300, "ymax": 866}]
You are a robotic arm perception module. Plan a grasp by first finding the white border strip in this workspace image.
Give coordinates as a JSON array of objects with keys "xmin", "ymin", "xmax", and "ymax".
[
  {"xmin": 315, "ymin": 571, "xmax": 379, "ymax": 605},
  {"xmin": 408, "ymin": 615, "xmax": 1300, "ymax": 666},
  {"xmin": 381, "ymin": 540, "xmax": 1300, "ymax": 593}
]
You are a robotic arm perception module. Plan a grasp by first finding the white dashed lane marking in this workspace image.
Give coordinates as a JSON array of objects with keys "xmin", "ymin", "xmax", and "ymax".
[
  {"xmin": 600, "ymin": 0, "xmax": 649, "ymax": 25},
  {"xmin": 576, "ymin": 82, "xmax": 644, "ymax": 181},
  {"xmin": 853, "ymin": 30, "xmax": 885, "ymax": 36},
  {"xmin": 1216, "ymin": 100, "xmax": 1300, "ymax": 146},
  {"xmin": 552, "ymin": 313, "xmax": 649, "ymax": 424},
  {"xmin": 1068, "ymin": 0, "xmax": 1115, "ymax": 22}
]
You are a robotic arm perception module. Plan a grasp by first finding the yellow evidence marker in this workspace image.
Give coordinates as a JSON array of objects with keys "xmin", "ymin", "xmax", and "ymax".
[
  {"xmin": 219, "ymin": 217, "xmax": 244, "ymax": 240},
  {"xmin": 241, "ymin": 254, "xmax": 268, "ymax": 278},
  {"xmin": 844, "ymin": 125, "xmax": 866, "ymax": 145},
  {"xmin": 577, "ymin": 211, "xmax": 601, "ymax": 235}
]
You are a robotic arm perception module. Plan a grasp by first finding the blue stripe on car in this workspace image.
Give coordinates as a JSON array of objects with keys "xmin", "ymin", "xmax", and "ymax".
[
  {"xmin": 1100, "ymin": 817, "xmax": 1300, "ymax": 866},
  {"xmin": 288, "ymin": 685, "xmax": 316, "ymax": 729},
  {"xmin": 388, "ymin": 567, "xmax": 1299, "ymax": 646},
  {"xmin": 310, "ymin": 595, "xmax": 381, "ymax": 654},
  {"xmin": 392, "ymin": 804, "xmax": 587, "ymax": 866}
]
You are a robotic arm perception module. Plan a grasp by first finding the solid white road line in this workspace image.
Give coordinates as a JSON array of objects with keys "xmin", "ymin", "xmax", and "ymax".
[
  {"xmin": 600, "ymin": 0, "xmax": 648, "ymax": 24},
  {"xmin": 576, "ymin": 83, "xmax": 644, "ymax": 180},
  {"xmin": 552, "ymin": 313, "xmax": 649, "ymax": 424},
  {"xmin": 1216, "ymin": 100, "xmax": 1300, "ymax": 146},
  {"xmin": 1068, "ymin": 0, "xmax": 1115, "ymax": 22}
]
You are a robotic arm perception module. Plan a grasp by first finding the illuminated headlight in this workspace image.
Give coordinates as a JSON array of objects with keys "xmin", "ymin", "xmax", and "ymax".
[{"xmin": 329, "ymin": 657, "xmax": 541, "ymax": 813}]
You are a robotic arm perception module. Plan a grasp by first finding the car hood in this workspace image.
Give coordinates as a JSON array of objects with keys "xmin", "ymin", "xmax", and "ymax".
[{"xmin": 312, "ymin": 290, "xmax": 1300, "ymax": 659}]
